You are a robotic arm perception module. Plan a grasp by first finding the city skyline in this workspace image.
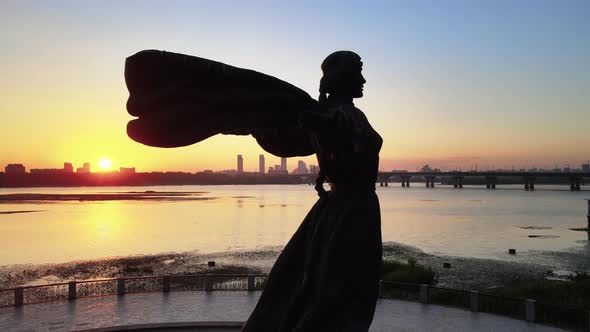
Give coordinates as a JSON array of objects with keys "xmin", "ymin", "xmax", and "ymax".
[
  {"xmin": 1, "ymin": 2, "xmax": 589, "ymax": 172},
  {"xmin": 4, "ymin": 156, "xmax": 589, "ymax": 175}
]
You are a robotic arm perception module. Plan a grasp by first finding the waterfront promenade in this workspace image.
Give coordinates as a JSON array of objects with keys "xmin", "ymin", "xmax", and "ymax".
[{"xmin": 0, "ymin": 291, "xmax": 565, "ymax": 331}]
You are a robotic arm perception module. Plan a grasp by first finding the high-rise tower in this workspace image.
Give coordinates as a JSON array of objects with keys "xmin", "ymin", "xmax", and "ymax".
[
  {"xmin": 259, "ymin": 155, "xmax": 265, "ymax": 174},
  {"xmin": 237, "ymin": 155, "xmax": 244, "ymax": 174}
]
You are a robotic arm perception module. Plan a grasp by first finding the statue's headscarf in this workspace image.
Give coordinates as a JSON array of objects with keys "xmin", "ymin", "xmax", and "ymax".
[{"xmin": 319, "ymin": 51, "xmax": 363, "ymax": 103}]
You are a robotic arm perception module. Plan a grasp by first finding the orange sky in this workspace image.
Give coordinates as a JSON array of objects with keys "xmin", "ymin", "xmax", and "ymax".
[{"xmin": 1, "ymin": 2, "xmax": 589, "ymax": 173}]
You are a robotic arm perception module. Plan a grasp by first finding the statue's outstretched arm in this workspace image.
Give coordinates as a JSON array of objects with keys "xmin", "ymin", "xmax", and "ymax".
[{"xmin": 124, "ymin": 50, "xmax": 317, "ymax": 149}]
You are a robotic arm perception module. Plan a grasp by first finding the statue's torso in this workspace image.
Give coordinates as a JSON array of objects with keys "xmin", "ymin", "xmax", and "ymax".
[{"xmin": 309, "ymin": 104, "xmax": 382, "ymax": 187}]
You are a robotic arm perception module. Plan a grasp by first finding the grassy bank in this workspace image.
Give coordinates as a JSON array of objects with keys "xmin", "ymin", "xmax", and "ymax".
[
  {"xmin": 379, "ymin": 257, "xmax": 590, "ymax": 309},
  {"xmin": 490, "ymin": 272, "xmax": 590, "ymax": 308},
  {"xmin": 380, "ymin": 259, "xmax": 436, "ymax": 285}
]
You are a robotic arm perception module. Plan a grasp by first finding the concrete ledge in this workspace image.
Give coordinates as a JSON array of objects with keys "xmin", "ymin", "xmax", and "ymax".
[{"xmin": 75, "ymin": 321, "xmax": 244, "ymax": 331}]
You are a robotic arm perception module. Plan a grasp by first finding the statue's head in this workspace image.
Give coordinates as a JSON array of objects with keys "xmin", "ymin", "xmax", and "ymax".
[{"xmin": 319, "ymin": 51, "xmax": 365, "ymax": 101}]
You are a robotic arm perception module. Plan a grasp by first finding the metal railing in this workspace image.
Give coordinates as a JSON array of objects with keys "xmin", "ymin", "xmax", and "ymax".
[
  {"xmin": 0, "ymin": 274, "xmax": 267, "ymax": 308},
  {"xmin": 428, "ymin": 286, "xmax": 471, "ymax": 309},
  {"xmin": 0, "ymin": 288, "xmax": 16, "ymax": 307},
  {"xmin": 478, "ymin": 292, "xmax": 526, "ymax": 320},
  {"xmin": 380, "ymin": 281, "xmax": 590, "ymax": 331},
  {"xmin": 378, "ymin": 281, "xmax": 421, "ymax": 302},
  {"xmin": 2, "ymin": 276, "xmax": 589, "ymax": 331},
  {"xmin": 536, "ymin": 301, "xmax": 590, "ymax": 331}
]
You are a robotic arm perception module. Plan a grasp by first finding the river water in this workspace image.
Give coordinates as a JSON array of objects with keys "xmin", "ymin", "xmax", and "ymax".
[{"xmin": 0, "ymin": 185, "xmax": 588, "ymax": 266}]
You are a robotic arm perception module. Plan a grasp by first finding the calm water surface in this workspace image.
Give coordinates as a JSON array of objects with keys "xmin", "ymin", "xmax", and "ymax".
[{"xmin": 0, "ymin": 185, "xmax": 588, "ymax": 265}]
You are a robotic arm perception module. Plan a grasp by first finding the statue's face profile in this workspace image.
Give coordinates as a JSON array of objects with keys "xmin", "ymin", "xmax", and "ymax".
[
  {"xmin": 321, "ymin": 51, "xmax": 366, "ymax": 99},
  {"xmin": 337, "ymin": 64, "xmax": 366, "ymax": 98}
]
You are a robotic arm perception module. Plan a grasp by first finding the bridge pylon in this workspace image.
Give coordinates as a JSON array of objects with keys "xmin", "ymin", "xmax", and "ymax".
[
  {"xmin": 485, "ymin": 176, "xmax": 497, "ymax": 190},
  {"xmin": 524, "ymin": 176, "xmax": 536, "ymax": 191}
]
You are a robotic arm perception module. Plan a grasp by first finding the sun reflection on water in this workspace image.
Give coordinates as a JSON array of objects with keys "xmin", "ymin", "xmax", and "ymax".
[{"xmin": 88, "ymin": 202, "xmax": 121, "ymax": 241}]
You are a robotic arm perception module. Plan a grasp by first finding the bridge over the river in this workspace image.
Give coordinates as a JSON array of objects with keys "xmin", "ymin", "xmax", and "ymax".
[{"xmin": 377, "ymin": 171, "xmax": 589, "ymax": 191}]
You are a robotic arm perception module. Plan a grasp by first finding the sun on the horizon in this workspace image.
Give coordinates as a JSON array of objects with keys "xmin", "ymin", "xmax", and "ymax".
[{"xmin": 98, "ymin": 158, "xmax": 112, "ymax": 170}]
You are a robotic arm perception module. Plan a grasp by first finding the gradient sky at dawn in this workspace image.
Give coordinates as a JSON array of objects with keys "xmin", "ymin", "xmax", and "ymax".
[{"xmin": 1, "ymin": 1, "xmax": 589, "ymax": 172}]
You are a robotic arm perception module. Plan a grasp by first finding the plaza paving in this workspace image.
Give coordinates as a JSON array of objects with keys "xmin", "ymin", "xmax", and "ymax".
[{"xmin": 0, "ymin": 291, "xmax": 565, "ymax": 331}]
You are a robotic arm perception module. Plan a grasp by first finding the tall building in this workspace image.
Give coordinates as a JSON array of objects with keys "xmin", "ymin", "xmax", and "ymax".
[
  {"xmin": 293, "ymin": 160, "xmax": 309, "ymax": 174},
  {"xmin": 237, "ymin": 155, "xmax": 244, "ymax": 174},
  {"xmin": 583, "ymin": 162, "xmax": 590, "ymax": 172},
  {"xmin": 5, "ymin": 164, "xmax": 25, "ymax": 174},
  {"xmin": 63, "ymin": 162, "xmax": 74, "ymax": 173},
  {"xmin": 259, "ymin": 155, "xmax": 265, "ymax": 175},
  {"xmin": 268, "ymin": 164, "xmax": 288, "ymax": 175},
  {"xmin": 120, "ymin": 167, "xmax": 136, "ymax": 175},
  {"xmin": 77, "ymin": 162, "xmax": 91, "ymax": 174},
  {"xmin": 281, "ymin": 157, "xmax": 287, "ymax": 171},
  {"xmin": 309, "ymin": 165, "xmax": 319, "ymax": 175}
]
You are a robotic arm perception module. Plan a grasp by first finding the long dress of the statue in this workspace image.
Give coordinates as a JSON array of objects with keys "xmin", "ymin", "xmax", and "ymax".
[{"xmin": 243, "ymin": 99, "xmax": 383, "ymax": 332}]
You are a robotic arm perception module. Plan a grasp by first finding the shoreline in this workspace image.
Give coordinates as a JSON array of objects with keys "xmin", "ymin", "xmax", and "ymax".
[{"xmin": 2, "ymin": 242, "xmax": 588, "ymax": 291}]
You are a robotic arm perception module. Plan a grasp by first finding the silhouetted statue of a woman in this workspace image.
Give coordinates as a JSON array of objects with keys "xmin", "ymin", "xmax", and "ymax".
[
  {"xmin": 243, "ymin": 51, "xmax": 382, "ymax": 331},
  {"xmin": 124, "ymin": 50, "xmax": 382, "ymax": 331}
]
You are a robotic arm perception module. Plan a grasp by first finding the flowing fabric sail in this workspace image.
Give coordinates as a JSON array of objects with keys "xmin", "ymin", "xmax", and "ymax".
[{"xmin": 125, "ymin": 50, "xmax": 317, "ymax": 154}]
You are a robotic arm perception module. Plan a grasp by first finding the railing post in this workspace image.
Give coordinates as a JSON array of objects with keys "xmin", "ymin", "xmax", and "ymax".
[
  {"xmin": 469, "ymin": 291, "xmax": 479, "ymax": 312},
  {"xmin": 68, "ymin": 281, "xmax": 77, "ymax": 301},
  {"xmin": 205, "ymin": 274, "xmax": 213, "ymax": 292},
  {"xmin": 163, "ymin": 276, "xmax": 171, "ymax": 293},
  {"xmin": 117, "ymin": 278, "xmax": 125, "ymax": 296},
  {"xmin": 378, "ymin": 280, "xmax": 383, "ymax": 298},
  {"xmin": 14, "ymin": 287, "xmax": 23, "ymax": 307},
  {"xmin": 247, "ymin": 275, "xmax": 256, "ymax": 291},
  {"xmin": 419, "ymin": 284, "xmax": 429, "ymax": 304},
  {"xmin": 525, "ymin": 299, "xmax": 536, "ymax": 322}
]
